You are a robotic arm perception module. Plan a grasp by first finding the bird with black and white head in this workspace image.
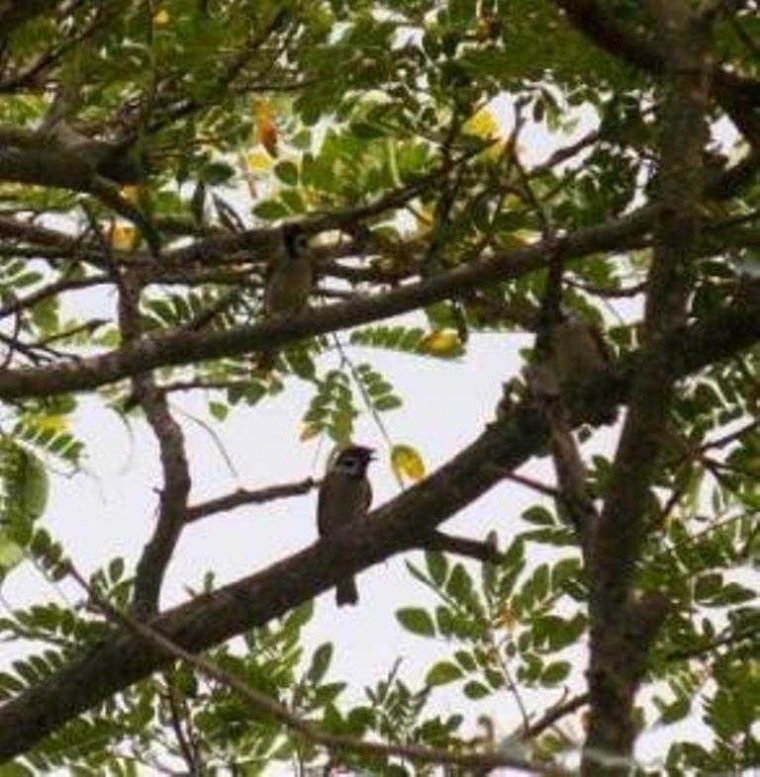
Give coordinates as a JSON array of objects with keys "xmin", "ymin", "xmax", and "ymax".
[
  {"xmin": 317, "ymin": 445, "xmax": 375, "ymax": 607},
  {"xmin": 256, "ymin": 223, "xmax": 314, "ymax": 371}
]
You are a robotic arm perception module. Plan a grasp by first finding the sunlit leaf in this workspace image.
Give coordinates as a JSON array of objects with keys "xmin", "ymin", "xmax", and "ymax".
[
  {"xmin": 391, "ymin": 445, "xmax": 425, "ymax": 483},
  {"xmin": 110, "ymin": 223, "xmax": 137, "ymax": 251},
  {"xmin": 419, "ymin": 329, "xmax": 463, "ymax": 357},
  {"xmin": 425, "ymin": 661, "xmax": 462, "ymax": 687},
  {"xmin": 396, "ymin": 607, "xmax": 435, "ymax": 637}
]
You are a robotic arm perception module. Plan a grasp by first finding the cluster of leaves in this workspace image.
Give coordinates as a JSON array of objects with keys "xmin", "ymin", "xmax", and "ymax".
[
  {"xmin": 398, "ymin": 542, "xmax": 584, "ymax": 708},
  {"xmin": 0, "ymin": 433, "xmax": 72, "ymax": 582}
]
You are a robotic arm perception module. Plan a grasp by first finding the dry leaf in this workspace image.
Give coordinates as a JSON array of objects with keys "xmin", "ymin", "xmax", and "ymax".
[
  {"xmin": 391, "ymin": 444, "xmax": 426, "ymax": 482},
  {"xmin": 419, "ymin": 329, "xmax": 462, "ymax": 356},
  {"xmin": 110, "ymin": 223, "xmax": 137, "ymax": 251}
]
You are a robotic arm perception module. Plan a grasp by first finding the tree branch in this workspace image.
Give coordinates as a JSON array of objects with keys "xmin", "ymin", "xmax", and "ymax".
[
  {"xmin": 418, "ymin": 531, "xmax": 502, "ymax": 563},
  {"xmin": 185, "ymin": 477, "xmax": 316, "ymax": 523},
  {"xmin": 0, "ymin": 205, "xmax": 658, "ymax": 401},
  {"xmin": 582, "ymin": 4, "xmax": 712, "ymax": 773}
]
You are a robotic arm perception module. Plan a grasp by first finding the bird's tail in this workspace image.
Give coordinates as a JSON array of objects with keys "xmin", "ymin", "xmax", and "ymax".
[{"xmin": 336, "ymin": 577, "xmax": 358, "ymax": 607}]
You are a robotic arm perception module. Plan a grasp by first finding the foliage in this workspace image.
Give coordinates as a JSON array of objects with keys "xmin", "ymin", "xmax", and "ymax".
[{"xmin": 0, "ymin": 0, "xmax": 758, "ymax": 775}]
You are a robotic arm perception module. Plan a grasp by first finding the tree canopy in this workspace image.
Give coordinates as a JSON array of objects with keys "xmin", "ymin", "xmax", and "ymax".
[{"xmin": 0, "ymin": 0, "xmax": 759, "ymax": 775}]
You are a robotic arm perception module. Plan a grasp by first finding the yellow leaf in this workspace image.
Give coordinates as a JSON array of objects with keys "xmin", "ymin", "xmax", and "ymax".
[
  {"xmin": 462, "ymin": 107, "xmax": 499, "ymax": 141},
  {"xmin": 299, "ymin": 423, "xmax": 321, "ymax": 442},
  {"xmin": 153, "ymin": 9, "xmax": 170, "ymax": 25},
  {"xmin": 391, "ymin": 444, "xmax": 426, "ymax": 483},
  {"xmin": 36, "ymin": 415, "xmax": 68, "ymax": 432},
  {"xmin": 419, "ymin": 329, "xmax": 462, "ymax": 356},
  {"xmin": 255, "ymin": 100, "xmax": 275, "ymax": 122},
  {"xmin": 246, "ymin": 150, "xmax": 273, "ymax": 171},
  {"xmin": 110, "ymin": 223, "xmax": 137, "ymax": 251},
  {"xmin": 120, "ymin": 185, "xmax": 140, "ymax": 204}
]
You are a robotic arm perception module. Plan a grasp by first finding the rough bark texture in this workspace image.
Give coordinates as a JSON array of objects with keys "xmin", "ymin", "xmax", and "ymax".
[{"xmin": 581, "ymin": 3, "xmax": 712, "ymax": 774}]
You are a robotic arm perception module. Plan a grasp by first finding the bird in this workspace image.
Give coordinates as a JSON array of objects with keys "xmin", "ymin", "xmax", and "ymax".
[
  {"xmin": 256, "ymin": 223, "xmax": 313, "ymax": 372},
  {"xmin": 547, "ymin": 310, "xmax": 617, "ymax": 424},
  {"xmin": 548, "ymin": 311, "xmax": 612, "ymax": 388},
  {"xmin": 317, "ymin": 445, "xmax": 375, "ymax": 607}
]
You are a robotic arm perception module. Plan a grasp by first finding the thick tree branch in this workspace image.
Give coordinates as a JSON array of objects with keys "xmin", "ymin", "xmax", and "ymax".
[
  {"xmin": 418, "ymin": 531, "xmax": 502, "ymax": 564},
  {"xmin": 130, "ymin": 381, "xmax": 192, "ymax": 617},
  {"xmin": 0, "ymin": 206, "xmax": 657, "ymax": 401},
  {"xmin": 582, "ymin": 5, "xmax": 712, "ymax": 774},
  {"xmin": 113, "ymin": 270, "xmax": 191, "ymax": 618}
]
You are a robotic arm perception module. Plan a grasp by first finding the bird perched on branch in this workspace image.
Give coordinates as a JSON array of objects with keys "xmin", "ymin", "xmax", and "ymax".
[
  {"xmin": 317, "ymin": 445, "xmax": 375, "ymax": 607},
  {"xmin": 548, "ymin": 311, "xmax": 614, "ymax": 398},
  {"xmin": 256, "ymin": 223, "xmax": 313, "ymax": 372},
  {"xmin": 531, "ymin": 253, "xmax": 617, "ymax": 424}
]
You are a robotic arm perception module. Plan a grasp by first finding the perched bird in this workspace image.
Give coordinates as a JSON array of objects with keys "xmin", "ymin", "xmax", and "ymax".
[
  {"xmin": 546, "ymin": 310, "xmax": 617, "ymax": 424},
  {"xmin": 257, "ymin": 223, "xmax": 313, "ymax": 371},
  {"xmin": 317, "ymin": 445, "xmax": 375, "ymax": 607},
  {"xmin": 548, "ymin": 312, "xmax": 612, "ymax": 388}
]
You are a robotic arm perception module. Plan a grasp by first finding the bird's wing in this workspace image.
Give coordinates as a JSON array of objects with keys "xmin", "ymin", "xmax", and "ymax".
[
  {"xmin": 587, "ymin": 321, "xmax": 613, "ymax": 367},
  {"xmin": 317, "ymin": 472, "xmax": 338, "ymax": 537},
  {"xmin": 361, "ymin": 478, "xmax": 372, "ymax": 514}
]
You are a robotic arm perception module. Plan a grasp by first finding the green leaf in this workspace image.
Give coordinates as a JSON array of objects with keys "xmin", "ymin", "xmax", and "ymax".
[
  {"xmin": 200, "ymin": 161, "xmax": 235, "ymax": 185},
  {"xmin": 209, "ymin": 401, "xmax": 229, "ymax": 421},
  {"xmin": 253, "ymin": 200, "xmax": 289, "ymax": 220},
  {"xmin": 446, "ymin": 563, "xmax": 472, "ymax": 602},
  {"xmin": 108, "ymin": 557, "xmax": 125, "ymax": 583},
  {"xmin": 374, "ymin": 395, "xmax": 403, "ymax": 412},
  {"xmin": 307, "ymin": 643, "xmax": 333, "ymax": 684},
  {"xmin": 541, "ymin": 661, "xmax": 571, "ymax": 686},
  {"xmin": 425, "ymin": 661, "xmax": 463, "ymax": 687},
  {"xmin": 274, "ymin": 161, "xmax": 299, "ymax": 186},
  {"xmin": 396, "ymin": 607, "xmax": 435, "ymax": 637},
  {"xmin": 694, "ymin": 572, "xmax": 722, "ymax": 601},
  {"xmin": 284, "ymin": 600, "xmax": 314, "ymax": 633},
  {"xmin": 463, "ymin": 680, "xmax": 490, "ymax": 699},
  {"xmin": 0, "ymin": 537, "xmax": 23, "ymax": 579},
  {"xmin": 659, "ymin": 695, "xmax": 691, "ymax": 724},
  {"xmin": 454, "ymin": 649, "xmax": 476, "ymax": 672},
  {"xmin": 522, "ymin": 506, "xmax": 555, "ymax": 526},
  {"xmin": 425, "ymin": 551, "xmax": 447, "ymax": 587},
  {"xmin": 350, "ymin": 121, "xmax": 386, "ymax": 139}
]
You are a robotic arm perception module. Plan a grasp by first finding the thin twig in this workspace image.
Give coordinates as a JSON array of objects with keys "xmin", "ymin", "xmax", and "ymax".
[{"xmin": 185, "ymin": 478, "xmax": 317, "ymax": 523}]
